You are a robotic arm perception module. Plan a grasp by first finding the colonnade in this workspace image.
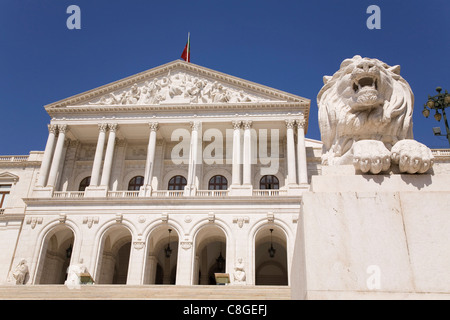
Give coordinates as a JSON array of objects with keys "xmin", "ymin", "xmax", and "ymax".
[{"xmin": 36, "ymin": 118, "xmax": 309, "ymax": 193}]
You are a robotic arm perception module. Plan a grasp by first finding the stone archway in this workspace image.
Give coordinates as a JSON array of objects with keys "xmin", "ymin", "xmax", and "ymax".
[
  {"xmin": 36, "ymin": 225, "xmax": 75, "ymax": 284},
  {"xmin": 254, "ymin": 226, "xmax": 288, "ymax": 285},
  {"xmin": 144, "ymin": 225, "xmax": 179, "ymax": 285},
  {"xmin": 194, "ymin": 225, "xmax": 227, "ymax": 285},
  {"xmin": 96, "ymin": 225, "xmax": 132, "ymax": 284}
]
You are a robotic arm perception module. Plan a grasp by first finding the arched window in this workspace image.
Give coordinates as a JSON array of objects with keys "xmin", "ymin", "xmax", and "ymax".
[
  {"xmin": 168, "ymin": 175, "xmax": 187, "ymax": 190},
  {"xmin": 78, "ymin": 177, "xmax": 91, "ymax": 191},
  {"xmin": 208, "ymin": 175, "xmax": 228, "ymax": 190},
  {"xmin": 259, "ymin": 175, "xmax": 279, "ymax": 190},
  {"xmin": 128, "ymin": 176, "xmax": 144, "ymax": 191}
]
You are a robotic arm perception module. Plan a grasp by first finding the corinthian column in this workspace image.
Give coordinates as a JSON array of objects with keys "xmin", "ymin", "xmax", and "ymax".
[
  {"xmin": 297, "ymin": 119, "xmax": 308, "ymax": 184},
  {"xmin": 185, "ymin": 121, "xmax": 200, "ymax": 196},
  {"xmin": 90, "ymin": 124, "xmax": 108, "ymax": 187},
  {"xmin": 285, "ymin": 119, "xmax": 297, "ymax": 185},
  {"xmin": 242, "ymin": 120, "xmax": 253, "ymax": 186},
  {"xmin": 143, "ymin": 122, "xmax": 159, "ymax": 187},
  {"xmin": 47, "ymin": 125, "xmax": 67, "ymax": 188},
  {"xmin": 37, "ymin": 124, "xmax": 58, "ymax": 187},
  {"xmin": 231, "ymin": 120, "xmax": 242, "ymax": 186},
  {"xmin": 100, "ymin": 123, "xmax": 118, "ymax": 188}
]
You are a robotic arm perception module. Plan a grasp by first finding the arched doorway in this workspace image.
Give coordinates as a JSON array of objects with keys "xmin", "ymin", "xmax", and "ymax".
[
  {"xmin": 144, "ymin": 225, "xmax": 179, "ymax": 285},
  {"xmin": 254, "ymin": 226, "xmax": 288, "ymax": 285},
  {"xmin": 96, "ymin": 225, "xmax": 132, "ymax": 284},
  {"xmin": 194, "ymin": 225, "xmax": 227, "ymax": 285},
  {"xmin": 36, "ymin": 225, "xmax": 75, "ymax": 284}
]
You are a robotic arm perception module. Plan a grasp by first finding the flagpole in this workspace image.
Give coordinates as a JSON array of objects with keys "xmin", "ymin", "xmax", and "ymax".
[{"xmin": 187, "ymin": 32, "xmax": 190, "ymax": 62}]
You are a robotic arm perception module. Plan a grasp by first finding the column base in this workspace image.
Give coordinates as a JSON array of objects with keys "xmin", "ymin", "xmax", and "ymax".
[
  {"xmin": 184, "ymin": 185, "xmax": 197, "ymax": 197},
  {"xmin": 84, "ymin": 186, "xmax": 108, "ymax": 197},
  {"xmin": 229, "ymin": 185, "xmax": 253, "ymax": 196},
  {"xmin": 285, "ymin": 184, "xmax": 310, "ymax": 196},
  {"xmin": 139, "ymin": 185, "xmax": 152, "ymax": 197},
  {"xmin": 32, "ymin": 186, "xmax": 54, "ymax": 198}
]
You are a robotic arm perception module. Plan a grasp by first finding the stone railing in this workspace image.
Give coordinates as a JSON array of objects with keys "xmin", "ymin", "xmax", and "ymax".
[
  {"xmin": 432, "ymin": 149, "xmax": 450, "ymax": 157},
  {"xmin": 107, "ymin": 191, "xmax": 140, "ymax": 198},
  {"xmin": 0, "ymin": 155, "xmax": 29, "ymax": 162},
  {"xmin": 53, "ymin": 191, "xmax": 85, "ymax": 199},
  {"xmin": 253, "ymin": 189, "xmax": 287, "ymax": 197},
  {"xmin": 152, "ymin": 190, "xmax": 184, "ymax": 198},
  {"xmin": 195, "ymin": 190, "xmax": 229, "ymax": 197},
  {"xmin": 50, "ymin": 189, "xmax": 290, "ymax": 199}
]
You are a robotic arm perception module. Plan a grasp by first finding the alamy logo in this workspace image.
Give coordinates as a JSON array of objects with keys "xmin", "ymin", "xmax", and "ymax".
[
  {"xmin": 171, "ymin": 128, "xmax": 280, "ymax": 175},
  {"xmin": 366, "ymin": 265, "xmax": 381, "ymax": 290},
  {"xmin": 366, "ymin": 5, "xmax": 381, "ymax": 30},
  {"xmin": 66, "ymin": 5, "xmax": 81, "ymax": 30}
]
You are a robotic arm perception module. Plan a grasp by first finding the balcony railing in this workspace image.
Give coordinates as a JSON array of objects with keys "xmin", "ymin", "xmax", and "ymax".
[
  {"xmin": 53, "ymin": 191, "xmax": 85, "ymax": 199},
  {"xmin": 107, "ymin": 191, "xmax": 140, "ymax": 198},
  {"xmin": 50, "ymin": 189, "xmax": 287, "ymax": 199},
  {"xmin": 253, "ymin": 189, "xmax": 287, "ymax": 197},
  {"xmin": 0, "ymin": 155, "xmax": 29, "ymax": 162}
]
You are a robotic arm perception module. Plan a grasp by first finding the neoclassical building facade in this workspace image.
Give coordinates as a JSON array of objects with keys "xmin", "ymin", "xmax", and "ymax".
[{"xmin": 0, "ymin": 60, "xmax": 325, "ymax": 287}]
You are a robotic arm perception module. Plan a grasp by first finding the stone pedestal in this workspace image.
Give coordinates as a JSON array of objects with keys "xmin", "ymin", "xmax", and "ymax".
[{"xmin": 291, "ymin": 165, "xmax": 450, "ymax": 300}]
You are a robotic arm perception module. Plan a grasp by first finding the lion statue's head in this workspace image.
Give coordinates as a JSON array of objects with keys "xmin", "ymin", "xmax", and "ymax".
[{"xmin": 317, "ymin": 55, "xmax": 414, "ymax": 165}]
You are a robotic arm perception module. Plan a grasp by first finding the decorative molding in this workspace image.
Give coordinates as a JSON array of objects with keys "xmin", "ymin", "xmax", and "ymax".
[
  {"xmin": 82, "ymin": 216, "xmax": 99, "ymax": 228},
  {"xmin": 133, "ymin": 241, "xmax": 145, "ymax": 250},
  {"xmin": 59, "ymin": 213, "xmax": 67, "ymax": 223},
  {"xmin": 26, "ymin": 217, "xmax": 43, "ymax": 229},
  {"xmin": 180, "ymin": 241, "xmax": 192, "ymax": 250},
  {"xmin": 233, "ymin": 216, "xmax": 249, "ymax": 228}
]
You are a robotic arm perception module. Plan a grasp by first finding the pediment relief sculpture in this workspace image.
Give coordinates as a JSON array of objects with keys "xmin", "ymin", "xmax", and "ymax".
[{"xmin": 88, "ymin": 71, "xmax": 273, "ymax": 106}]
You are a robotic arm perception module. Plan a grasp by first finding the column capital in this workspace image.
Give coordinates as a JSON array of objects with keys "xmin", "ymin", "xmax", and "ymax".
[
  {"xmin": 149, "ymin": 122, "xmax": 159, "ymax": 132},
  {"xmin": 296, "ymin": 119, "xmax": 306, "ymax": 129},
  {"xmin": 48, "ymin": 124, "xmax": 58, "ymax": 134},
  {"xmin": 98, "ymin": 123, "xmax": 108, "ymax": 132},
  {"xmin": 285, "ymin": 119, "xmax": 296, "ymax": 129},
  {"xmin": 232, "ymin": 120, "xmax": 242, "ymax": 130},
  {"xmin": 108, "ymin": 123, "xmax": 118, "ymax": 132},
  {"xmin": 242, "ymin": 120, "xmax": 253, "ymax": 130},
  {"xmin": 190, "ymin": 121, "xmax": 200, "ymax": 131},
  {"xmin": 58, "ymin": 124, "xmax": 68, "ymax": 134}
]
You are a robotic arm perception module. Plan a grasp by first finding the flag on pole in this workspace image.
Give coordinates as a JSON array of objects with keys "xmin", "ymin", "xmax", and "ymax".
[{"xmin": 181, "ymin": 33, "xmax": 190, "ymax": 62}]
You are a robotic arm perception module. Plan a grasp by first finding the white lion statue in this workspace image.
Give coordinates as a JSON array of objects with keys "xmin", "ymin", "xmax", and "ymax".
[{"xmin": 317, "ymin": 55, "xmax": 434, "ymax": 174}]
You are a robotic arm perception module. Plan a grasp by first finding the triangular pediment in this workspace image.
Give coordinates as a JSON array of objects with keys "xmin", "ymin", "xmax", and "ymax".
[
  {"xmin": 45, "ymin": 60, "xmax": 309, "ymax": 112},
  {"xmin": 0, "ymin": 172, "xmax": 20, "ymax": 182}
]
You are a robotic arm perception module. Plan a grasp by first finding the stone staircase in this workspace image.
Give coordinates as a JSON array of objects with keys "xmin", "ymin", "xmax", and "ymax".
[{"xmin": 0, "ymin": 285, "xmax": 291, "ymax": 300}]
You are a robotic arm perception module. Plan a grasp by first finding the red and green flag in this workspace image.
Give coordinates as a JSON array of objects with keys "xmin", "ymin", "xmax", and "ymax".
[{"xmin": 181, "ymin": 33, "xmax": 190, "ymax": 62}]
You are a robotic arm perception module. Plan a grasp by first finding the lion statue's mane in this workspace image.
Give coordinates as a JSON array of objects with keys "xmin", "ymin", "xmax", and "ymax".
[{"xmin": 318, "ymin": 55, "xmax": 414, "ymax": 165}]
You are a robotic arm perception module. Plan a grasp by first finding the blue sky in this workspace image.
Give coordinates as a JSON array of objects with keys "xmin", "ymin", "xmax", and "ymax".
[{"xmin": 0, "ymin": 0, "xmax": 449, "ymax": 155}]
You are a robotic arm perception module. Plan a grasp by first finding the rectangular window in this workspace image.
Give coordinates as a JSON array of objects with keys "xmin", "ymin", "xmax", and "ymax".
[{"xmin": 0, "ymin": 185, "xmax": 11, "ymax": 209}]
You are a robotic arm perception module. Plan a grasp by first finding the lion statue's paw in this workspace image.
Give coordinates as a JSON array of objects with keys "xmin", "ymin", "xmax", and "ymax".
[
  {"xmin": 352, "ymin": 140, "xmax": 391, "ymax": 174},
  {"xmin": 391, "ymin": 139, "xmax": 434, "ymax": 174}
]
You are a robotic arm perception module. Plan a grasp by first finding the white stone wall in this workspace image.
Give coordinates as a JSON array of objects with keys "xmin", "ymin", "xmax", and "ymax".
[{"xmin": 291, "ymin": 164, "xmax": 450, "ymax": 299}]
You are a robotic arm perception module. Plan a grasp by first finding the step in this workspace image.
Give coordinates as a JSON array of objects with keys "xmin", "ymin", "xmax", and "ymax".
[{"xmin": 0, "ymin": 285, "xmax": 291, "ymax": 300}]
